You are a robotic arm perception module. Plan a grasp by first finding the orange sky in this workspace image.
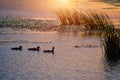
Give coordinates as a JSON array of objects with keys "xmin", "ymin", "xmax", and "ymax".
[{"xmin": 0, "ymin": 0, "xmax": 119, "ymax": 19}]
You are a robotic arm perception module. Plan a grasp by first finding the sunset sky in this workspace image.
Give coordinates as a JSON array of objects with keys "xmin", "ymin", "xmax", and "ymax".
[{"xmin": 0, "ymin": 0, "xmax": 120, "ymax": 19}]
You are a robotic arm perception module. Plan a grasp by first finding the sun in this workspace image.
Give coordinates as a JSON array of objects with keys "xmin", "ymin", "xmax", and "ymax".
[
  {"xmin": 58, "ymin": 0, "xmax": 72, "ymax": 8},
  {"xmin": 59, "ymin": 0, "xmax": 70, "ymax": 5}
]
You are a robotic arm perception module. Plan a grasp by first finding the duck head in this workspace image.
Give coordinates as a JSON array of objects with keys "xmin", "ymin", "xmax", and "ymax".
[
  {"xmin": 19, "ymin": 46, "xmax": 22, "ymax": 49},
  {"xmin": 52, "ymin": 47, "xmax": 55, "ymax": 51},
  {"xmin": 37, "ymin": 46, "xmax": 40, "ymax": 49}
]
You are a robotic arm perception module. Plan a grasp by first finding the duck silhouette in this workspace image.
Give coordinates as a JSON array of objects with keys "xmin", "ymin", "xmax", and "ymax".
[
  {"xmin": 28, "ymin": 46, "xmax": 40, "ymax": 51},
  {"xmin": 43, "ymin": 47, "xmax": 55, "ymax": 54},
  {"xmin": 11, "ymin": 46, "xmax": 22, "ymax": 50},
  {"xmin": 74, "ymin": 45, "xmax": 81, "ymax": 48}
]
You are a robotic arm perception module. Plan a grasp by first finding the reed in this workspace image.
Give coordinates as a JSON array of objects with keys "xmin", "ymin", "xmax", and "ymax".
[
  {"xmin": 56, "ymin": 8, "xmax": 120, "ymax": 61},
  {"xmin": 56, "ymin": 8, "xmax": 114, "ymax": 30},
  {"xmin": 102, "ymin": 27, "xmax": 120, "ymax": 61}
]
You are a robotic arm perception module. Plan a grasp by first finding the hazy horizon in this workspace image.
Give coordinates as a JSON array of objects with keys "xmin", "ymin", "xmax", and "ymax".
[{"xmin": 0, "ymin": 0, "xmax": 120, "ymax": 19}]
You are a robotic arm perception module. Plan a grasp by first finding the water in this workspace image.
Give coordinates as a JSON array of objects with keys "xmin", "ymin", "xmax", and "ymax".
[{"xmin": 0, "ymin": 28, "xmax": 120, "ymax": 80}]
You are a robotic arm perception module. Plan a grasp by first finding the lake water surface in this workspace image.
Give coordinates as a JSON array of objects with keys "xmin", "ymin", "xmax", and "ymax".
[{"xmin": 0, "ymin": 28, "xmax": 120, "ymax": 80}]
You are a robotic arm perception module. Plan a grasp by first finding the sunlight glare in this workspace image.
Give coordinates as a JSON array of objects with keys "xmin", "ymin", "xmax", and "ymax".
[
  {"xmin": 57, "ymin": 0, "xmax": 90, "ymax": 9},
  {"xmin": 59, "ymin": 0, "xmax": 70, "ymax": 5},
  {"xmin": 58, "ymin": 0, "xmax": 72, "ymax": 8}
]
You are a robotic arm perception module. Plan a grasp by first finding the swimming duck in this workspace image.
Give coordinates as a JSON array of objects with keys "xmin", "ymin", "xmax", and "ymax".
[
  {"xmin": 28, "ymin": 46, "xmax": 40, "ymax": 51},
  {"xmin": 11, "ymin": 46, "xmax": 22, "ymax": 50},
  {"xmin": 74, "ymin": 45, "xmax": 81, "ymax": 48},
  {"xmin": 43, "ymin": 47, "xmax": 55, "ymax": 54}
]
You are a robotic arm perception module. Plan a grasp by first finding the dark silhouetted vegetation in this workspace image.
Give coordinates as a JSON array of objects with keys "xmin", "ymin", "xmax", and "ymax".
[{"xmin": 102, "ymin": 27, "xmax": 120, "ymax": 61}]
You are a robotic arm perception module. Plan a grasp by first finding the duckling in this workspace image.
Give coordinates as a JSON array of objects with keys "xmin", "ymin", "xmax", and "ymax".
[
  {"xmin": 43, "ymin": 47, "xmax": 55, "ymax": 54},
  {"xmin": 87, "ymin": 44, "xmax": 92, "ymax": 47},
  {"xmin": 28, "ymin": 46, "xmax": 40, "ymax": 51},
  {"xmin": 11, "ymin": 46, "xmax": 22, "ymax": 50}
]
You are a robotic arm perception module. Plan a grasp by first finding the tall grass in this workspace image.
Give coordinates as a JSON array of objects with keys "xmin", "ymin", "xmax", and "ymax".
[
  {"xmin": 56, "ymin": 8, "xmax": 120, "ymax": 61},
  {"xmin": 56, "ymin": 8, "xmax": 114, "ymax": 30},
  {"xmin": 102, "ymin": 27, "xmax": 120, "ymax": 61}
]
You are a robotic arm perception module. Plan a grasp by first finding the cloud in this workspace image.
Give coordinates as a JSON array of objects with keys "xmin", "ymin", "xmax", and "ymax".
[
  {"xmin": 102, "ymin": 7, "xmax": 118, "ymax": 9},
  {"xmin": 92, "ymin": 0, "xmax": 120, "ymax": 6}
]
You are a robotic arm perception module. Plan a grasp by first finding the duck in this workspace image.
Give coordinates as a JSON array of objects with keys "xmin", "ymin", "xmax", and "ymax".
[
  {"xmin": 43, "ymin": 47, "xmax": 55, "ymax": 54},
  {"xmin": 11, "ymin": 46, "xmax": 22, "ymax": 50},
  {"xmin": 74, "ymin": 45, "xmax": 81, "ymax": 48},
  {"xmin": 28, "ymin": 46, "xmax": 40, "ymax": 51}
]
